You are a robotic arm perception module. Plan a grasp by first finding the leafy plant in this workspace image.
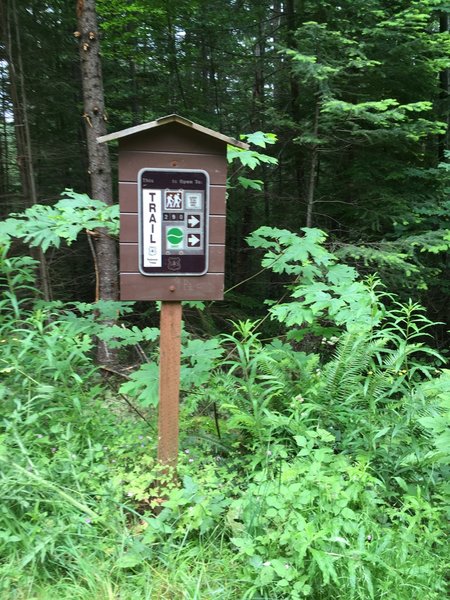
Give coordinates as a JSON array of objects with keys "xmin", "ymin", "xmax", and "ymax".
[
  {"xmin": 0, "ymin": 189, "xmax": 119, "ymax": 252},
  {"xmin": 227, "ymin": 131, "xmax": 278, "ymax": 191},
  {"xmin": 119, "ymin": 335, "xmax": 224, "ymax": 407},
  {"xmin": 1, "ymin": 215, "xmax": 448, "ymax": 599},
  {"xmin": 247, "ymin": 226, "xmax": 385, "ymax": 337}
]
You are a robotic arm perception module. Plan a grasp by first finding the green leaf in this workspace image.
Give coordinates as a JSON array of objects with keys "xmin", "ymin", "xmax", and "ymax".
[
  {"xmin": 116, "ymin": 552, "xmax": 144, "ymax": 569},
  {"xmin": 119, "ymin": 363, "xmax": 159, "ymax": 407},
  {"xmin": 240, "ymin": 131, "xmax": 277, "ymax": 148},
  {"xmin": 237, "ymin": 176, "xmax": 264, "ymax": 190}
]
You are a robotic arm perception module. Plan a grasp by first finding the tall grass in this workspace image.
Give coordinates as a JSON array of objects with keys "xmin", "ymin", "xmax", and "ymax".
[{"xmin": 1, "ymin": 247, "xmax": 448, "ymax": 599}]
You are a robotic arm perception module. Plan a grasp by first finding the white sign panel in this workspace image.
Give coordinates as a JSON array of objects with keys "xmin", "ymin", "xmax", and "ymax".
[{"xmin": 142, "ymin": 189, "xmax": 162, "ymax": 268}]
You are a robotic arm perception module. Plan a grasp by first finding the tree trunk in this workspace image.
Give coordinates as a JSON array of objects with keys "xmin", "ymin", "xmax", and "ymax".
[
  {"xmin": 305, "ymin": 100, "xmax": 320, "ymax": 228},
  {"xmin": 166, "ymin": 11, "xmax": 186, "ymax": 111},
  {"xmin": 251, "ymin": 16, "xmax": 265, "ymax": 130},
  {"xmin": 2, "ymin": 0, "xmax": 51, "ymax": 301},
  {"xmin": 285, "ymin": 0, "xmax": 301, "ymax": 123},
  {"xmin": 76, "ymin": 0, "xmax": 119, "ymax": 366},
  {"xmin": 438, "ymin": 12, "xmax": 449, "ymax": 161},
  {"xmin": 0, "ymin": 54, "xmax": 12, "ymax": 202},
  {"xmin": 284, "ymin": 0, "xmax": 305, "ymax": 217}
]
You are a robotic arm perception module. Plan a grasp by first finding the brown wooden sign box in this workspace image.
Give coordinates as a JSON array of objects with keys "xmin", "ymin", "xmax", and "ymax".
[{"xmin": 98, "ymin": 114, "xmax": 248, "ymax": 302}]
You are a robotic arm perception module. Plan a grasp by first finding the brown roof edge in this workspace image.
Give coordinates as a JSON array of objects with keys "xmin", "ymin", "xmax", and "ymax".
[{"xmin": 97, "ymin": 113, "xmax": 249, "ymax": 149}]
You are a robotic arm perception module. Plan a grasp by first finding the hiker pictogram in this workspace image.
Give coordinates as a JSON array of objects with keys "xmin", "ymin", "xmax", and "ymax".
[{"xmin": 165, "ymin": 190, "xmax": 184, "ymax": 209}]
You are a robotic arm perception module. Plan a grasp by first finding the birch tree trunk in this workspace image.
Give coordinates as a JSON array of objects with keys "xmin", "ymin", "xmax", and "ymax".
[
  {"xmin": 76, "ymin": 0, "xmax": 119, "ymax": 366},
  {"xmin": 2, "ymin": 0, "xmax": 51, "ymax": 301}
]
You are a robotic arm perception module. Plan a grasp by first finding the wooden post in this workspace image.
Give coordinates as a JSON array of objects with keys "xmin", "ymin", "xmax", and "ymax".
[
  {"xmin": 157, "ymin": 301, "xmax": 182, "ymax": 466},
  {"xmin": 97, "ymin": 115, "xmax": 249, "ymax": 472}
]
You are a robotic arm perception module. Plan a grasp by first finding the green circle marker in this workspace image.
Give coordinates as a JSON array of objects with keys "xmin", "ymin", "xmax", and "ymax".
[{"xmin": 167, "ymin": 227, "xmax": 183, "ymax": 245}]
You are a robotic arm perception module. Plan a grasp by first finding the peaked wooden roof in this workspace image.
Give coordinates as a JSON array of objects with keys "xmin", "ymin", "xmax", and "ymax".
[{"xmin": 97, "ymin": 114, "xmax": 249, "ymax": 149}]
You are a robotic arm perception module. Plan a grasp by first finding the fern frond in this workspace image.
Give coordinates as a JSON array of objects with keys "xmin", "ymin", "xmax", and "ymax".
[{"xmin": 322, "ymin": 332, "xmax": 371, "ymax": 403}]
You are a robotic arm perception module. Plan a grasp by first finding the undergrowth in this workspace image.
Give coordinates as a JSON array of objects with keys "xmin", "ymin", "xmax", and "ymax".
[{"xmin": 0, "ymin": 229, "xmax": 448, "ymax": 599}]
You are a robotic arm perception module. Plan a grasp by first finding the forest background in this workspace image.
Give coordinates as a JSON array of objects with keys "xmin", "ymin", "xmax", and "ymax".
[
  {"xmin": 1, "ymin": 0, "xmax": 449, "ymax": 339},
  {"xmin": 0, "ymin": 1, "xmax": 449, "ymax": 599}
]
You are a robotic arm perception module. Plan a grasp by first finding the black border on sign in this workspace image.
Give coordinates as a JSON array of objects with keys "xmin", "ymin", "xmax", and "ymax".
[{"xmin": 137, "ymin": 168, "xmax": 210, "ymax": 277}]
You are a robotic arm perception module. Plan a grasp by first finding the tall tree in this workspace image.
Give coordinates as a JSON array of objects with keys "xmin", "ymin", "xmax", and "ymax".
[
  {"xmin": 1, "ymin": 0, "xmax": 448, "ymax": 339},
  {"xmin": 438, "ymin": 10, "xmax": 449, "ymax": 160},
  {"xmin": 76, "ymin": 0, "xmax": 118, "ymax": 365},
  {"xmin": 1, "ymin": 0, "xmax": 51, "ymax": 300}
]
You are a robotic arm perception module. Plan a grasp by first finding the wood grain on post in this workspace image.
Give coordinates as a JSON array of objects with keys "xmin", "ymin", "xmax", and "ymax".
[{"xmin": 157, "ymin": 301, "xmax": 182, "ymax": 466}]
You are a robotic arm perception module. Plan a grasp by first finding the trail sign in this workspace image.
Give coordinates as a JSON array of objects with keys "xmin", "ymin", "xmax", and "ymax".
[
  {"xmin": 98, "ymin": 114, "xmax": 247, "ymax": 301},
  {"xmin": 98, "ymin": 114, "xmax": 249, "ymax": 468},
  {"xmin": 139, "ymin": 168, "xmax": 208, "ymax": 276}
]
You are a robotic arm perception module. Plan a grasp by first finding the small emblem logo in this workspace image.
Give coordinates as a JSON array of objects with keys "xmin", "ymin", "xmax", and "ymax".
[{"xmin": 167, "ymin": 256, "xmax": 182, "ymax": 271}]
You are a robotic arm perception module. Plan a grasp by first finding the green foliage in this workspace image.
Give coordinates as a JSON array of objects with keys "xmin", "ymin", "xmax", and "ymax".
[
  {"xmin": 0, "ymin": 247, "xmax": 39, "ymax": 319},
  {"xmin": 0, "ymin": 280, "xmax": 116, "ymax": 591},
  {"xmin": 247, "ymin": 227, "xmax": 385, "ymax": 335},
  {"xmin": 0, "ymin": 189, "xmax": 119, "ymax": 252},
  {"xmin": 98, "ymin": 323, "xmax": 159, "ymax": 348},
  {"xmin": 228, "ymin": 131, "xmax": 278, "ymax": 191},
  {"xmin": 4, "ymin": 0, "xmax": 450, "ymax": 343},
  {"xmin": 415, "ymin": 369, "xmax": 450, "ymax": 465},
  {"xmin": 321, "ymin": 98, "xmax": 446, "ymax": 142},
  {"xmin": 226, "ymin": 446, "xmax": 446, "ymax": 599},
  {"xmin": 2, "ymin": 1, "xmax": 450, "ymax": 595},
  {"xmin": 1, "ymin": 221, "xmax": 449, "ymax": 598},
  {"xmin": 119, "ymin": 336, "xmax": 224, "ymax": 407}
]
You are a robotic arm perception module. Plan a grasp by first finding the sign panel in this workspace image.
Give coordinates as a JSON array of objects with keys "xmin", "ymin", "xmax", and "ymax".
[{"xmin": 138, "ymin": 169, "xmax": 209, "ymax": 276}]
